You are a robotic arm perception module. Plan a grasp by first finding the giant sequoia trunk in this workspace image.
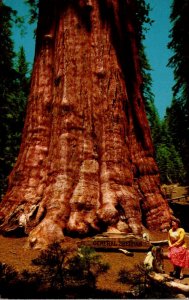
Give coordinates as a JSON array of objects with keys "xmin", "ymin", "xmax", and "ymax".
[{"xmin": 0, "ymin": 0, "xmax": 173, "ymax": 248}]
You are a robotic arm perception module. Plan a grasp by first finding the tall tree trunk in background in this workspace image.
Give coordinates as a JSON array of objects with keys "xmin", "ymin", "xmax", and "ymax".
[{"xmin": 0, "ymin": 0, "xmax": 173, "ymax": 248}]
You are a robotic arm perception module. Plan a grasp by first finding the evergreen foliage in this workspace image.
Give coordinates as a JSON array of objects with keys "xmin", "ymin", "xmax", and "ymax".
[
  {"xmin": 32, "ymin": 243, "xmax": 109, "ymax": 291},
  {"xmin": 24, "ymin": 0, "xmax": 38, "ymax": 24},
  {"xmin": 153, "ymin": 117, "xmax": 185, "ymax": 184},
  {"xmin": 168, "ymin": 0, "xmax": 189, "ymax": 182},
  {"xmin": 146, "ymin": 100, "xmax": 161, "ymax": 144},
  {"xmin": 165, "ymin": 98, "xmax": 188, "ymax": 182},
  {"xmin": 156, "ymin": 143, "xmax": 185, "ymax": 184},
  {"xmin": 0, "ymin": 2, "xmax": 29, "ymax": 199},
  {"xmin": 135, "ymin": 0, "xmax": 154, "ymax": 110},
  {"xmin": 135, "ymin": 0, "xmax": 187, "ymax": 185},
  {"xmin": 0, "ymin": 245, "xmax": 111, "ymax": 298},
  {"xmin": 68, "ymin": 245, "xmax": 109, "ymax": 288},
  {"xmin": 32, "ymin": 242, "xmax": 69, "ymax": 290}
]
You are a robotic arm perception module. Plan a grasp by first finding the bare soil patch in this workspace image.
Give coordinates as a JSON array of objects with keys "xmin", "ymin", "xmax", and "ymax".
[
  {"xmin": 0, "ymin": 185, "xmax": 189, "ymax": 297},
  {"xmin": 0, "ymin": 231, "xmax": 189, "ymax": 296}
]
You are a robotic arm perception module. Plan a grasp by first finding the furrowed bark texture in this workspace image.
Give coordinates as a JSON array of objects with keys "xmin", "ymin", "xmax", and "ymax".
[{"xmin": 0, "ymin": 0, "xmax": 173, "ymax": 248}]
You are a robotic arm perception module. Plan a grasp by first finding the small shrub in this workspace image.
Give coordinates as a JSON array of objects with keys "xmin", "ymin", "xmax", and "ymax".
[
  {"xmin": 32, "ymin": 242, "xmax": 69, "ymax": 290},
  {"xmin": 67, "ymin": 246, "xmax": 109, "ymax": 288}
]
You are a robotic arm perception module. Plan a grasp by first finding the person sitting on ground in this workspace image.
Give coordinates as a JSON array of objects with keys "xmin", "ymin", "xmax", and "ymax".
[
  {"xmin": 144, "ymin": 246, "xmax": 164, "ymax": 273},
  {"xmin": 168, "ymin": 218, "xmax": 189, "ymax": 279}
]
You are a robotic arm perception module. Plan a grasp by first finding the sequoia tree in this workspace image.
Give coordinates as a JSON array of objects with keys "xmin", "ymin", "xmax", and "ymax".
[{"xmin": 0, "ymin": 0, "xmax": 173, "ymax": 248}]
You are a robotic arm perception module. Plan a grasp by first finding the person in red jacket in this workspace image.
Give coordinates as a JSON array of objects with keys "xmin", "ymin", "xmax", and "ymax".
[{"xmin": 168, "ymin": 218, "xmax": 189, "ymax": 279}]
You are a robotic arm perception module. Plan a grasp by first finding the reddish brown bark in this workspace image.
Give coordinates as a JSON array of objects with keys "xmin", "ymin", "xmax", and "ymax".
[{"xmin": 0, "ymin": 0, "xmax": 173, "ymax": 248}]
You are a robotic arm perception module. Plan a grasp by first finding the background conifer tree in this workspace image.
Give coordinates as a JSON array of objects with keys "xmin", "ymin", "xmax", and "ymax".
[
  {"xmin": 0, "ymin": 2, "xmax": 29, "ymax": 198},
  {"xmin": 168, "ymin": 0, "xmax": 189, "ymax": 182}
]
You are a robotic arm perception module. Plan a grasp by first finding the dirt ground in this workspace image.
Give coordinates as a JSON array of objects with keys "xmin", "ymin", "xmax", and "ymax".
[
  {"xmin": 0, "ymin": 185, "xmax": 189, "ymax": 296},
  {"xmin": 0, "ymin": 231, "xmax": 189, "ymax": 296}
]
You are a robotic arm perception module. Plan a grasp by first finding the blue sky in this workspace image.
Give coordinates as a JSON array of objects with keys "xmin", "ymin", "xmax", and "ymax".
[
  {"xmin": 144, "ymin": 0, "xmax": 174, "ymax": 118},
  {"xmin": 4, "ymin": 0, "xmax": 174, "ymax": 119},
  {"xmin": 4, "ymin": 0, "xmax": 36, "ymax": 67}
]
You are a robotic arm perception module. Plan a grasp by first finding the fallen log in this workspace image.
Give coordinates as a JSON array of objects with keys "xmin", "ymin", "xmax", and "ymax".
[{"xmin": 149, "ymin": 272, "xmax": 189, "ymax": 294}]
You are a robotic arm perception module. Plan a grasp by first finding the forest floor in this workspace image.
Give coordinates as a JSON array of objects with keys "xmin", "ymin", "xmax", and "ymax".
[
  {"xmin": 0, "ymin": 185, "xmax": 189, "ymax": 298},
  {"xmin": 1, "ymin": 232, "xmax": 189, "ymax": 295}
]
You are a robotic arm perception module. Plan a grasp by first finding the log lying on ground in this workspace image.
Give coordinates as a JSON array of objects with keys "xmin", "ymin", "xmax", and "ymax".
[{"xmin": 149, "ymin": 272, "xmax": 189, "ymax": 295}]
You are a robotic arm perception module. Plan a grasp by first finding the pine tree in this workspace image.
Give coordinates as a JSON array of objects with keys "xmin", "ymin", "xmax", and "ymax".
[
  {"xmin": 133, "ymin": 0, "xmax": 155, "ymax": 121},
  {"xmin": 0, "ymin": 3, "xmax": 29, "ymax": 199},
  {"xmin": 138, "ymin": 0, "xmax": 186, "ymax": 185},
  {"xmin": 168, "ymin": 0, "xmax": 189, "ymax": 181},
  {"xmin": 0, "ymin": 2, "xmax": 17, "ymax": 197},
  {"xmin": 165, "ymin": 99, "xmax": 184, "ymax": 157},
  {"xmin": 15, "ymin": 46, "xmax": 30, "ymax": 131},
  {"xmin": 16, "ymin": 46, "xmax": 30, "ymax": 95},
  {"xmin": 155, "ymin": 120, "xmax": 185, "ymax": 184}
]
